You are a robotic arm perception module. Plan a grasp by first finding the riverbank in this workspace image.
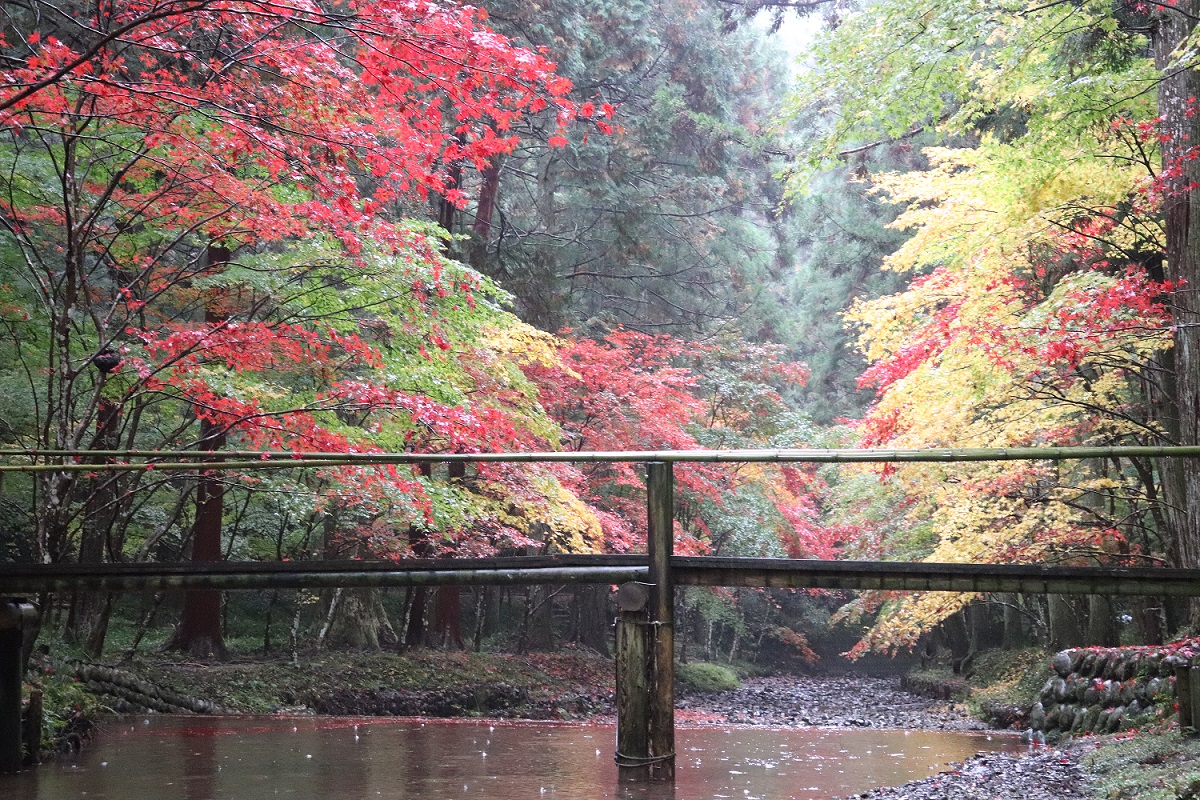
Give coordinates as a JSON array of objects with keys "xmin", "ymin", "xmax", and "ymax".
[
  {"xmin": 59, "ymin": 648, "xmax": 1200, "ymax": 799},
  {"xmin": 80, "ymin": 647, "xmax": 616, "ymax": 719},
  {"xmin": 76, "ymin": 649, "xmax": 990, "ymax": 731}
]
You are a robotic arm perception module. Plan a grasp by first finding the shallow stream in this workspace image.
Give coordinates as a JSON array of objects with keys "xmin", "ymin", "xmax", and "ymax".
[{"xmin": 4, "ymin": 716, "xmax": 1023, "ymax": 799}]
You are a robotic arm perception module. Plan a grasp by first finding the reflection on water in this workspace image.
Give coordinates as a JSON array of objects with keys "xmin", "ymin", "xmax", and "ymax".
[{"xmin": 3, "ymin": 716, "xmax": 1022, "ymax": 800}]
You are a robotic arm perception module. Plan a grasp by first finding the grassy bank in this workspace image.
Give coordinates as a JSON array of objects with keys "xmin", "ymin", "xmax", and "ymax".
[{"xmin": 70, "ymin": 646, "xmax": 616, "ymax": 718}]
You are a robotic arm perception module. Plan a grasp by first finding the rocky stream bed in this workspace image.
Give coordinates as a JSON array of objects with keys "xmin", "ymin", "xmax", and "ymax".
[{"xmin": 679, "ymin": 676, "xmax": 1092, "ymax": 800}]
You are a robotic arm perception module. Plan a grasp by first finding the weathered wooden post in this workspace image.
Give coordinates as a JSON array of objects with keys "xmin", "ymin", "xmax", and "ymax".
[
  {"xmin": 1169, "ymin": 654, "xmax": 1195, "ymax": 732},
  {"xmin": 1191, "ymin": 663, "xmax": 1200, "ymax": 736},
  {"xmin": 647, "ymin": 461, "xmax": 675, "ymax": 781},
  {"xmin": 0, "ymin": 600, "xmax": 37, "ymax": 774},
  {"xmin": 615, "ymin": 581, "xmax": 650, "ymax": 782}
]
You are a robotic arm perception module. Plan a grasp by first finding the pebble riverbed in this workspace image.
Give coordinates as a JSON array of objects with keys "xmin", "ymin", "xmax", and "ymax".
[{"xmin": 681, "ymin": 676, "xmax": 1093, "ymax": 800}]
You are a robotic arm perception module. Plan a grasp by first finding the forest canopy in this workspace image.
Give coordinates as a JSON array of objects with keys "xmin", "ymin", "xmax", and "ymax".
[{"xmin": 1, "ymin": 0, "xmax": 1197, "ymax": 661}]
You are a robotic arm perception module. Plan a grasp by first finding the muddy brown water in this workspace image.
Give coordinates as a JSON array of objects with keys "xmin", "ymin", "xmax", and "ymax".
[{"xmin": 4, "ymin": 716, "xmax": 1024, "ymax": 799}]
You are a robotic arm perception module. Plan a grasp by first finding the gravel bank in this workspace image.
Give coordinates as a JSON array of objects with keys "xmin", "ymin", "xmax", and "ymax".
[
  {"xmin": 681, "ymin": 675, "xmax": 1093, "ymax": 800},
  {"xmin": 842, "ymin": 746, "xmax": 1092, "ymax": 800},
  {"xmin": 680, "ymin": 675, "xmax": 990, "ymax": 730}
]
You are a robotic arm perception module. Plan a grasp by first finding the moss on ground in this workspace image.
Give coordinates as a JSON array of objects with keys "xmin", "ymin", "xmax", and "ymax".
[
  {"xmin": 966, "ymin": 647, "xmax": 1054, "ymax": 714},
  {"xmin": 1082, "ymin": 730, "xmax": 1200, "ymax": 800},
  {"xmin": 676, "ymin": 661, "xmax": 740, "ymax": 692}
]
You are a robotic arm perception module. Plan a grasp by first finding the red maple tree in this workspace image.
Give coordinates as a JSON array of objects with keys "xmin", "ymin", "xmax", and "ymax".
[{"xmin": 1, "ymin": 0, "xmax": 589, "ymax": 655}]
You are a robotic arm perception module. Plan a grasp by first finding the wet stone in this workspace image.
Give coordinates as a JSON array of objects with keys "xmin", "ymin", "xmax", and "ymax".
[
  {"xmin": 1052, "ymin": 652, "xmax": 1074, "ymax": 678},
  {"xmin": 839, "ymin": 746, "xmax": 1092, "ymax": 800}
]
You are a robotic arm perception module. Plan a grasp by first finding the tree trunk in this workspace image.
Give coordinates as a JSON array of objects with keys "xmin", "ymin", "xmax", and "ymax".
[
  {"xmin": 403, "ymin": 463, "xmax": 433, "ymax": 647},
  {"xmin": 1086, "ymin": 594, "xmax": 1117, "ymax": 646},
  {"xmin": 1048, "ymin": 594, "xmax": 1083, "ymax": 651},
  {"xmin": 469, "ymin": 157, "xmax": 502, "ymax": 268},
  {"xmin": 404, "ymin": 586, "xmax": 428, "ymax": 648},
  {"xmin": 325, "ymin": 589, "xmax": 397, "ymax": 650},
  {"xmin": 165, "ymin": 245, "xmax": 231, "ymax": 659},
  {"xmin": 572, "ymin": 584, "xmax": 612, "ymax": 656},
  {"xmin": 431, "ymin": 588, "xmax": 464, "ymax": 649},
  {"xmin": 942, "ymin": 610, "xmax": 971, "ymax": 673},
  {"xmin": 1154, "ymin": 1, "xmax": 1200, "ymax": 594},
  {"xmin": 1132, "ymin": 596, "xmax": 1166, "ymax": 645},
  {"xmin": 65, "ymin": 398, "xmax": 121, "ymax": 656},
  {"xmin": 967, "ymin": 599, "xmax": 1002, "ymax": 652},
  {"xmin": 163, "ymin": 417, "xmax": 227, "ymax": 658},
  {"xmin": 1001, "ymin": 594, "xmax": 1026, "ymax": 649}
]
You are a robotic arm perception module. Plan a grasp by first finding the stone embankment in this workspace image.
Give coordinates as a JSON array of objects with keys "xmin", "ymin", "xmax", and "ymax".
[{"xmin": 1030, "ymin": 647, "xmax": 1174, "ymax": 737}]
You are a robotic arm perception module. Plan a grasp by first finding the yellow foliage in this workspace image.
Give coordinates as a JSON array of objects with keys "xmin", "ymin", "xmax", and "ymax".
[
  {"xmin": 497, "ymin": 473, "xmax": 605, "ymax": 555},
  {"xmin": 839, "ymin": 137, "xmax": 1168, "ymax": 655},
  {"xmin": 480, "ymin": 321, "xmax": 566, "ymax": 371}
]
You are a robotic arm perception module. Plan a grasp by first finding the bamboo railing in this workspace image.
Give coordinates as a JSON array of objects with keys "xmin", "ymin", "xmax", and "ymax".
[{"xmin": 3, "ymin": 445, "xmax": 1200, "ymax": 779}]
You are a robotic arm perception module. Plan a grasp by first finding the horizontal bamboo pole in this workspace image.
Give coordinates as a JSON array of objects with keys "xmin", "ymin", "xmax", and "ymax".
[
  {"xmin": 4, "ymin": 556, "xmax": 1200, "ymax": 596},
  {"xmin": 673, "ymin": 557, "xmax": 1200, "ymax": 597},
  {"xmin": 0, "ymin": 562, "xmax": 649, "ymax": 594},
  {"xmin": 3, "ymin": 445, "xmax": 1200, "ymax": 473}
]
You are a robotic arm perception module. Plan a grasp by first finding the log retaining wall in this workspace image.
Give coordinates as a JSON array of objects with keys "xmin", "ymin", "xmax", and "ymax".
[{"xmin": 1030, "ymin": 647, "xmax": 1178, "ymax": 736}]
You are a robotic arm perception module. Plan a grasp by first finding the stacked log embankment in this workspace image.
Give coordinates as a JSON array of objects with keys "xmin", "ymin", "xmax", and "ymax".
[
  {"xmin": 1030, "ymin": 647, "xmax": 1179, "ymax": 736},
  {"xmin": 74, "ymin": 664, "xmax": 223, "ymax": 714}
]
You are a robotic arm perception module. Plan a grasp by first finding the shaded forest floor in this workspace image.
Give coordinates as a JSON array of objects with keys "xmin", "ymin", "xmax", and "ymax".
[{"xmin": 87, "ymin": 647, "xmax": 617, "ymax": 719}]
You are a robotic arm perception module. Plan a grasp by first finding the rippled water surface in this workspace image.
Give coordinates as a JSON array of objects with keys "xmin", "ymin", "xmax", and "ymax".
[{"xmin": 4, "ymin": 716, "xmax": 1023, "ymax": 799}]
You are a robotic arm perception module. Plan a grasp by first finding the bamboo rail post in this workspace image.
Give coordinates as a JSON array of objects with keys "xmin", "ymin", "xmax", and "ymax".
[
  {"xmin": 1191, "ymin": 663, "xmax": 1200, "ymax": 736},
  {"xmin": 1175, "ymin": 660, "xmax": 1194, "ymax": 731},
  {"xmin": 615, "ymin": 582, "xmax": 650, "ymax": 782},
  {"xmin": 646, "ymin": 461, "xmax": 675, "ymax": 781},
  {"xmin": 0, "ymin": 600, "xmax": 36, "ymax": 774}
]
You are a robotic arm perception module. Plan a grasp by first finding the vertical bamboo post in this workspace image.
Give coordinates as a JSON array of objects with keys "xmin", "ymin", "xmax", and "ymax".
[
  {"xmin": 615, "ymin": 582, "xmax": 650, "ymax": 782},
  {"xmin": 0, "ymin": 600, "xmax": 35, "ymax": 774},
  {"xmin": 1174, "ymin": 657, "xmax": 1195, "ymax": 731},
  {"xmin": 1191, "ymin": 664, "xmax": 1200, "ymax": 737},
  {"xmin": 647, "ymin": 461, "xmax": 675, "ymax": 781}
]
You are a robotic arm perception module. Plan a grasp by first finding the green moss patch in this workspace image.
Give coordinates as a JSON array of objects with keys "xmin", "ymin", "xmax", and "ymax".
[
  {"xmin": 1083, "ymin": 731, "xmax": 1200, "ymax": 800},
  {"xmin": 676, "ymin": 661, "xmax": 740, "ymax": 693}
]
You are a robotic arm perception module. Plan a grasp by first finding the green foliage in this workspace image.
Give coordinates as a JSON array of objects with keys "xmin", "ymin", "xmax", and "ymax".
[
  {"xmin": 767, "ymin": 160, "xmax": 919, "ymax": 423},
  {"xmin": 790, "ymin": 0, "xmax": 1157, "ymax": 174},
  {"xmin": 478, "ymin": 0, "xmax": 799, "ymax": 339},
  {"xmin": 779, "ymin": 0, "xmax": 1187, "ymax": 657},
  {"xmin": 675, "ymin": 661, "xmax": 741, "ymax": 692},
  {"xmin": 30, "ymin": 672, "xmax": 110, "ymax": 750}
]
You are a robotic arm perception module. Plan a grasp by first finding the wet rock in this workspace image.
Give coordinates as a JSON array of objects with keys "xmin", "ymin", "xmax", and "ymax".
[
  {"xmin": 1052, "ymin": 652, "xmax": 1074, "ymax": 678},
  {"xmin": 1028, "ymin": 702, "xmax": 1046, "ymax": 731},
  {"xmin": 1079, "ymin": 653, "xmax": 1097, "ymax": 677},
  {"xmin": 678, "ymin": 675, "xmax": 989, "ymax": 732},
  {"xmin": 839, "ymin": 746, "xmax": 1092, "ymax": 800}
]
